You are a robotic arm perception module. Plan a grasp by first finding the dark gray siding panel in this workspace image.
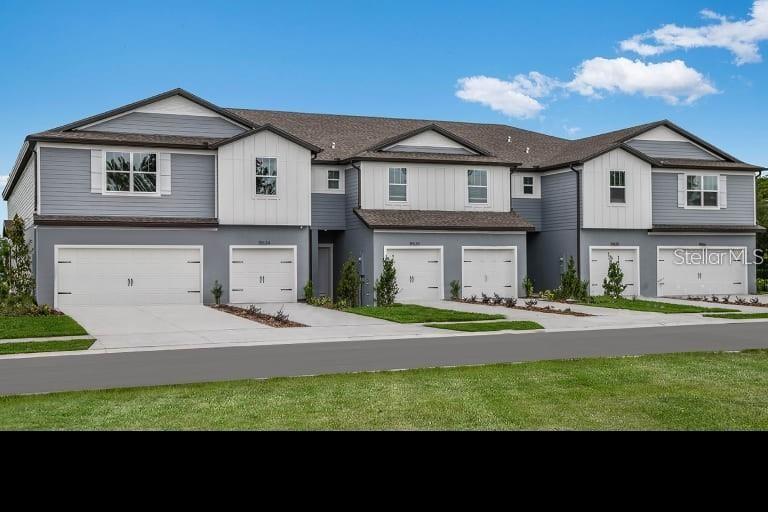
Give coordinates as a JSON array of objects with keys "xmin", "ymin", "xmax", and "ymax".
[
  {"xmin": 338, "ymin": 168, "xmax": 374, "ymax": 304},
  {"xmin": 82, "ymin": 112, "xmax": 244, "ymax": 137},
  {"xmin": 652, "ymin": 173, "xmax": 754, "ymax": 225},
  {"xmin": 40, "ymin": 147, "xmax": 215, "ymax": 218},
  {"xmin": 34, "ymin": 226, "xmax": 309, "ymax": 306},
  {"xmin": 580, "ymin": 229, "xmax": 757, "ymax": 296},
  {"xmin": 373, "ymin": 232, "xmax": 528, "ymax": 300},
  {"xmin": 541, "ymin": 172, "xmax": 577, "ymax": 232},
  {"xmin": 526, "ymin": 230, "xmax": 577, "ymax": 291},
  {"xmin": 311, "ymin": 193, "xmax": 346, "ymax": 230},
  {"xmin": 512, "ymin": 198, "xmax": 542, "ymax": 231},
  {"xmin": 626, "ymin": 140, "xmax": 718, "ymax": 160}
]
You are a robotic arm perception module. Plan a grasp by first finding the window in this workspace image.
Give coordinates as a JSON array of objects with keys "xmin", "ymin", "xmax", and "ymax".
[
  {"xmin": 609, "ymin": 171, "xmax": 626, "ymax": 204},
  {"xmin": 105, "ymin": 152, "xmax": 156, "ymax": 193},
  {"xmin": 389, "ymin": 168, "xmax": 407, "ymax": 202},
  {"xmin": 467, "ymin": 169, "xmax": 488, "ymax": 204},
  {"xmin": 687, "ymin": 175, "xmax": 718, "ymax": 207},
  {"xmin": 255, "ymin": 157, "xmax": 277, "ymax": 196},
  {"xmin": 327, "ymin": 170, "xmax": 340, "ymax": 190},
  {"xmin": 523, "ymin": 176, "xmax": 534, "ymax": 195}
]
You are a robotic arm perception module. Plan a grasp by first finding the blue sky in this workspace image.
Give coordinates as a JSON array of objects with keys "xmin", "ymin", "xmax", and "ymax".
[{"xmin": 2, "ymin": 0, "xmax": 767, "ymax": 219}]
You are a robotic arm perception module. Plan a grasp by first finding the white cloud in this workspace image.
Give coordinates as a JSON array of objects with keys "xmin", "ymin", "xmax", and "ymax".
[
  {"xmin": 621, "ymin": 1, "xmax": 768, "ymax": 65},
  {"xmin": 455, "ymin": 75, "xmax": 547, "ymax": 118},
  {"xmin": 563, "ymin": 125, "xmax": 582, "ymax": 136},
  {"xmin": 0, "ymin": 175, "xmax": 8, "ymax": 189},
  {"xmin": 567, "ymin": 57, "xmax": 718, "ymax": 105}
]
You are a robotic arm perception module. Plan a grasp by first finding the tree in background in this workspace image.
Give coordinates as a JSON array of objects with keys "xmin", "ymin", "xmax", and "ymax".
[
  {"xmin": 0, "ymin": 215, "xmax": 35, "ymax": 305},
  {"xmin": 374, "ymin": 255, "xmax": 399, "ymax": 306}
]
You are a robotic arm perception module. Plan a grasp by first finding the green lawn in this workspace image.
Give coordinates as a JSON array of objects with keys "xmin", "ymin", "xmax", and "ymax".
[
  {"xmin": 426, "ymin": 321, "xmax": 543, "ymax": 332},
  {"xmin": 703, "ymin": 312, "xmax": 768, "ymax": 320},
  {"xmin": 343, "ymin": 304, "xmax": 505, "ymax": 324},
  {"xmin": 0, "ymin": 339, "xmax": 95, "ymax": 356},
  {"xmin": 0, "ymin": 315, "xmax": 88, "ymax": 340},
  {"xmin": 3, "ymin": 350, "xmax": 768, "ymax": 430},
  {"xmin": 581, "ymin": 297, "xmax": 735, "ymax": 314}
]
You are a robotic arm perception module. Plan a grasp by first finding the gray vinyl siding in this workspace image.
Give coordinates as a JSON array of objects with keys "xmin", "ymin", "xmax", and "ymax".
[
  {"xmin": 81, "ymin": 112, "xmax": 244, "ymax": 138},
  {"xmin": 625, "ymin": 140, "xmax": 719, "ymax": 160},
  {"xmin": 580, "ymin": 229, "xmax": 757, "ymax": 296},
  {"xmin": 541, "ymin": 171, "xmax": 577, "ymax": 232},
  {"xmin": 337, "ymin": 167, "xmax": 374, "ymax": 304},
  {"xmin": 7, "ymin": 156, "xmax": 36, "ymax": 229},
  {"xmin": 526, "ymin": 230, "xmax": 577, "ymax": 292},
  {"xmin": 40, "ymin": 147, "xmax": 215, "ymax": 218},
  {"xmin": 652, "ymin": 172, "xmax": 755, "ymax": 225},
  {"xmin": 511, "ymin": 197, "xmax": 542, "ymax": 231},
  {"xmin": 373, "ymin": 232, "xmax": 528, "ymax": 300},
  {"xmin": 34, "ymin": 225, "xmax": 309, "ymax": 306},
  {"xmin": 311, "ymin": 193, "xmax": 346, "ymax": 230}
]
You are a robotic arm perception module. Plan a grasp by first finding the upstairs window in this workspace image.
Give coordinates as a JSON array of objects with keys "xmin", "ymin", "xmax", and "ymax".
[
  {"xmin": 609, "ymin": 171, "xmax": 626, "ymax": 204},
  {"xmin": 467, "ymin": 169, "xmax": 488, "ymax": 204},
  {"xmin": 105, "ymin": 152, "xmax": 156, "ymax": 193},
  {"xmin": 327, "ymin": 169, "xmax": 340, "ymax": 190},
  {"xmin": 388, "ymin": 167, "xmax": 407, "ymax": 202},
  {"xmin": 255, "ymin": 157, "xmax": 278, "ymax": 196},
  {"xmin": 687, "ymin": 175, "xmax": 718, "ymax": 207},
  {"xmin": 523, "ymin": 176, "xmax": 535, "ymax": 195}
]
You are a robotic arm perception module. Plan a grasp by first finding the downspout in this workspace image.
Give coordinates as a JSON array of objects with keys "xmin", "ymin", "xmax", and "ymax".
[
  {"xmin": 509, "ymin": 168, "xmax": 514, "ymax": 212},
  {"xmin": 570, "ymin": 164, "xmax": 582, "ymax": 278},
  {"xmin": 346, "ymin": 161, "xmax": 364, "ymax": 305}
]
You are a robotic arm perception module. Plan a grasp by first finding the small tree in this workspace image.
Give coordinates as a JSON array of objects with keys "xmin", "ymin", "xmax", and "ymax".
[
  {"xmin": 522, "ymin": 276, "xmax": 535, "ymax": 298},
  {"xmin": 336, "ymin": 257, "xmax": 361, "ymax": 307},
  {"xmin": 375, "ymin": 255, "xmax": 399, "ymax": 306},
  {"xmin": 449, "ymin": 280, "xmax": 461, "ymax": 301},
  {"xmin": 211, "ymin": 280, "xmax": 223, "ymax": 305},
  {"xmin": 303, "ymin": 280, "xmax": 314, "ymax": 302},
  {"xmin": 554, "ymin": 256, "xmax": 589, "ymax": 301},
  {"xmin": 1, "ymin": 215, "xmax": 34, "ymax": 305},
  {"xmin": 602, "ymin": 256, "xmax": 627, "ymax": 300}
]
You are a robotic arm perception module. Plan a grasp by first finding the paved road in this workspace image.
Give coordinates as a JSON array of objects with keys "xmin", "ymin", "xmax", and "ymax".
[{"xmin": 2, "ymin": 323, "xmax": 768, "ymax": 396}]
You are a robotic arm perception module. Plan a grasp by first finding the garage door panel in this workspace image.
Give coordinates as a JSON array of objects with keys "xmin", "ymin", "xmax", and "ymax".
[
  {"xmin": 462, "ymin": 248, "xmax": 517, "ymax": 299},
  {"xmin": 589, "ymin": 248, "xmax": 638, "ymax": 297},
  {"xmin": 230, "ymin": 247, "xmax": 297, "ymax": 303},
  {"xmin": 385, "ymin": 248, "xmax": 442, "ymax": 302},
  {"xmin": 56, "ymin": 247, "xmax": 202, "ymax": 307},
  {"xmin": 658, "ymin": 247, "xmax": 747, "ymax": 296}
]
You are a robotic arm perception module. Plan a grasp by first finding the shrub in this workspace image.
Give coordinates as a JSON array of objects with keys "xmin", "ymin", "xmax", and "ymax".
[
  {"xmin": 336, "ymin": 257, "xmax": 361, "ymax": 307},
  {"xmin": 308, "ymin": 296, "xmax": 333, "ymax": 308},
  {"xmin": 374, "ymin": 255, "xmax": 399, "ymax": 306},
  {"xmin": 554, "ymin": 256, "xmax": 589, "ymax": 302},
  {"xmin": 274, "ymin": 306, "xmax": 290, "ymax": 323},
  {"xmin": 303, "ymin": 280, "xmax": 314, "ymax": 301},
  {"xmin": 449, "ymin": 280, "xmax": 461, "ymax": 301},
  {"xmin": 522, "ymin": 276, "xmax": 535, "ymax": 298},
  {"xmin": 504, "ymin": 298, "xmax": 517, "ymax": 308},
  {"xmin": 758, "ymin": 278, "xmax": 767, "ymax": 293},
  {"xmin": 525, "ymin": 299, "xmax": 538, "ymax": 308},
  {"xmin": 0, "ymin": 215, "xmax": 35, "ymax": 306},
  {"xmin": 602, "ymin": 256, "xmax": 626, "ymax": 300},
  {"xmin": 211, "ymin": 280, "xmax": 223, "ymax": 305}
]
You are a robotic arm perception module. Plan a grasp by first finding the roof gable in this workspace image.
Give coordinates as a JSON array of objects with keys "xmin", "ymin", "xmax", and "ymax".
[{"xmin": 372, "ymin": 125, "xmax": 484, "ymax": 156}]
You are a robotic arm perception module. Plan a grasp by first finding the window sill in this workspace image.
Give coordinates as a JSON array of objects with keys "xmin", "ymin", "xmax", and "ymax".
[
  {"xmin": 465, "ymin": 203, "xmax": 491, "ymax": 209},
  {"xmin": 608, "ymin": 203, "xmax": 628, "ymax": 208},
  {"xmin": 254, "ymin": 195, "xmax": 280, "ymax": 201},
  {"xmin": 683, "ymin": 205, "xmax": 721, "ymax": 210},
  {"xmin": 102, "ymin": 191, "xmax": 162, "ymax": 198}
]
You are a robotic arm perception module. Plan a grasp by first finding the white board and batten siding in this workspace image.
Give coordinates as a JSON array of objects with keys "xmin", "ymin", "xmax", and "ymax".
[
  {"xmin": 312, "ymin": 164, "xmax": 345, "ymax": 194},
  {"xmin": 218, "ymin": 130, "xmax": 312, "ymax": 226},
  {"xmin": 360, "ymin": 161, "xmax": 510, "ymax": 212},
  {"xmin": 385, "ymin": 130, "xmax": 472, "ymax": 151},
  {"xmin": 7, "ymin": 156, "xmax": 36, "ymax": 229},
  {"xmin": 582, "ymin": 148, "xmax": 652, "ymax": 230}
]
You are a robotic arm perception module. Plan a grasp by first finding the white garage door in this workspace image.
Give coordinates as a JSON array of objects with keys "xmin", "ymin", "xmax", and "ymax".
[
  {"xmin": 385, "ymin": 247, "xmax": 443, "ymax": 302},
  {"xmin": 56, "ymin": 246, "xmax": 202, "ymax": 307},
  {"xmin": 230, "ymin": 246, "xmax": 297, "ymax": 303},
  {"xmin": 657, "ymin": 247, "xmax": 747, "ymax": 296},
  {"xmin": 462, "ymin": 247, "xmax": 517, "ymax": 299},
  {"xmin": 589, "ymin": 247, "xmax": 639, "ymax": 297}
]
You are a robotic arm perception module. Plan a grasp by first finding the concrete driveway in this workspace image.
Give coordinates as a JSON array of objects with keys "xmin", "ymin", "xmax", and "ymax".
[{"xmin": 63, "ymin": 303, "xmax": 434, "ymax": 352}]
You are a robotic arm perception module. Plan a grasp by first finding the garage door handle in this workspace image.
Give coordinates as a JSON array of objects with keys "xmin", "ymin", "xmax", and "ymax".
[
  {"xmin": 57, "ymin": 292, "xmax": 72, "ymax": 295},
  {"xmin": 428, "ymin": 286, "xmax": 439, "ymax": 289},
  {"xmin": 504, "ymin": 260, "xmax": 513, "ymax": 263},
  {"xmin": 58, "ymin": 260, "xmax": 72, "ymax": 264},
  {"xmin": 428, "ymin": 260, "xmax": 439, "ymax": 264},
  {"xmin": 281, "ymin": 288, "xmax": 293, "ymax": 291},
  {"xmin": 187, "ymin": 260, "xmax": 200, "ymax": 264},
  {"xmin": 280, "ymin": 261, "xmax": 293, "ymax": 264},
  {"xmin": 504, "ymin": 285, "xmax": 512, "ymax": 288},
  {"xmin": 232, "ymin": 260, "xmax": 244, "ymax": 264},
  {"xmin": 464, "ymin": 260, "xmax": 472, "ymax": 263},
  {"xmin": 188, "ymin": 291, "xmax": 200, "ymax": 294}
]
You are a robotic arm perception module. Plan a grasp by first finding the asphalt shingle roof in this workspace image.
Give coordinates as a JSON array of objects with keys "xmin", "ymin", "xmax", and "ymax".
[{"xmin": 354, "ymin": 208, "xmax": 535, "ymax": 231}]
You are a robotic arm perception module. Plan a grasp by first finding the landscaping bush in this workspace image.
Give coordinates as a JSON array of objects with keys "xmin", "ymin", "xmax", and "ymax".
[
  {"xmin": 758, "ymin": 278, "xmax": 767, "ymax": 294},
  {"xmin": 303, "ymin": 280, "xmax": 314, "ymax": 302},
  {"xmin": 337, "ymin": 257, "xmax": 361, "ymax": 307},
  {"xmin": 211, "ymin": 280, "xmax": 223, "ymax": 305},
  {"xmin": 449, "ymin": 280, "xmax": 461, "ymax": 301},
  {"xmin": 602, "ymin": 255, "xmax": 627, "ymax": 300},
  {"xmin": 374, "ymin": 255, "xmax": 399, "ymax": 306},
  {"xmin": 0, "ymin": 215, "xmax": 36, "ymax": 311},
  {"xmin": 522, "ymin": 276, "xmax": 535, "ymax": 298},
  {"xmin": 553, "ymin": 256, "xmax": 589, "ymax": 302}
]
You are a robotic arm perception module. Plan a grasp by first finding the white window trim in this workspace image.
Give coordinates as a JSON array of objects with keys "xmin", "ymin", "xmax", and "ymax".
[
  {"xmin": 327, "ymin": 169, "xmax": 341, "ymax": 191},
  {"xmin": 608, "ymin": 170, "xmax": 627, "ymax": 207},
  {"xmin": 103, "ymin": 150, "xmax": 160, "ymax": 197},
  {"xmin": 466, "ymin": 169, "xmax": 489, "ymax": 207},
  {"xmin": 387, "ymin": 167, "xmax": 409, "ymax": 204},
  {"xmin": 254, "ymin": 156, "xmax": 279, "ymax": 200},
  {"xmin": 684, "ymin": 173, "xmax": 719, "ymax": 210},
  {"xmin": 522, "ymin": 176, "xmax": 535, "ymax": 196}
]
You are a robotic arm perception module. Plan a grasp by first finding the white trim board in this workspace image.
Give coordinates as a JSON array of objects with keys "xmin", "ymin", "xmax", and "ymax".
[
  {"xmin": 53, "ymin": 245, "xmax": 204, "ymax": 309},
  {"xmin": 37, "ymin": 142, "xmax": 217, "ymax": 156}
]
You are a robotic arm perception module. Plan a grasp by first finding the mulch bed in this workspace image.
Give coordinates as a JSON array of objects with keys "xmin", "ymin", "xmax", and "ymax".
[
  {"xmin": 455, "ymin": 300, "xmax": 593, "ymax": 317},
  {"xmin": 680, "ymin": 297, "xmax": 768, "ymax": 308},
  {"xmin": 209, "ymin": 304, "xmax": 307, "ymax": 328}
]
